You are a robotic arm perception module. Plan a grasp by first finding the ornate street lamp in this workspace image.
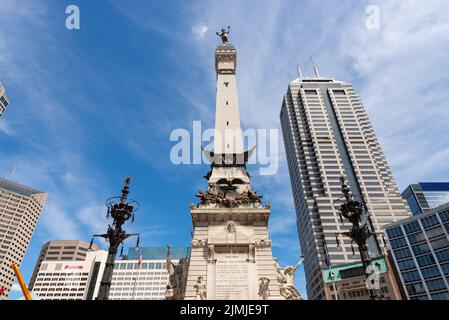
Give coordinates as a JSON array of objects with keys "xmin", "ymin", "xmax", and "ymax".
[
  {"xmin": 89, "ymin": 177, "xmax": 140, "ymax": 300},
  {"xmin": 333, "ymin": 176, "xmax": 384, "ymax": 300}
]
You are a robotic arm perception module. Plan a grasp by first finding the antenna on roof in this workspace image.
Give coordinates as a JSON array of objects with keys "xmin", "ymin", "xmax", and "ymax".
[
  {"xmin": 296, "ymin": 64, "xmax": 304, "ymax": 79},
  {"xmin": 10, "ymin": 165, "xmax": 17, "ymax": 178},
  {"xmin": 311, "ymin": 56, "xmax": 320, "ymax": 78}
]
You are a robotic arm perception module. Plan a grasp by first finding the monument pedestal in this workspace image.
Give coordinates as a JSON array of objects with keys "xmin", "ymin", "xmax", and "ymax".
[{"xmin": 184, "ymin": 207, "xmax": 282, "ymax": 300}]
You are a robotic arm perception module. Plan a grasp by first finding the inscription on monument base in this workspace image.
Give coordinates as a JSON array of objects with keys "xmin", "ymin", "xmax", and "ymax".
[{"xmin": 215, "ymin": 250, "xmax": 249, "ymax": 300}]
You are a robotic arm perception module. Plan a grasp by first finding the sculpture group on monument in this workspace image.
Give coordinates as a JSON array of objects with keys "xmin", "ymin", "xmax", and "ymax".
[{"xmin": 164, "ymin": 27, "xmax": 303, "ymax": 300}]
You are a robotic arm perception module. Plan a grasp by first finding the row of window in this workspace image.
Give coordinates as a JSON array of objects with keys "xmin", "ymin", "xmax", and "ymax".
[{"xmin": 114, "ymin": 262, "xmax": 167, "ymax": 270}]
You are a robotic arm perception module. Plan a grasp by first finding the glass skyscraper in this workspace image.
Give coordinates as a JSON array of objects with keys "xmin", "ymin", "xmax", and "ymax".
[
  {"xmin": 280, "ymin": 76, "xmax": 411, "ymax": 300},
  {"xmin": 385, "ymin": 203, "xmax": 449, "ymax": 300},
  {"xmin": 402, "ymin": 183, "xmax": 449, "ymax": 215}
]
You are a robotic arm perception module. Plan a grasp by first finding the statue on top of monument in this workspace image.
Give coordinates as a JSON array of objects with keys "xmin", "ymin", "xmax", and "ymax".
[{"xmin": 216, "ymin": 26, "xmax": 231, "ymax": 44}]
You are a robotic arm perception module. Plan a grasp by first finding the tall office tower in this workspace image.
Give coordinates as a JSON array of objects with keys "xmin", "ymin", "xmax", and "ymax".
[
  {"xmin": 29, "ymin": 249, "xmax": 108, "ymax": 300},
  {"xmin": 184, "ymin": 32, "xmax": 288, "ymax": 300},
  {"xmin": 29, "ymin": 240, "xmax": 99, "ymax": 291},
  {"xmin": 109, "ymin": 246, "xmax": 189, "ymax": 300},
  {"xmin": 280, "ymin": 76, "xmax": 411, "ymax": 300},
  {"xmin": 385, "ymin": 202, "xmax": 449, "ymax": 300},
  {"xmin": 0, "ymin": 83, "xmax": 9, "ymax": 117},
  {"xmin": 402, "ymin": 183, "xmax": 449, "ymax": 216},
  {"xmin": 0, "ymin": 178, "xmax": 47, "ymax": 300}
]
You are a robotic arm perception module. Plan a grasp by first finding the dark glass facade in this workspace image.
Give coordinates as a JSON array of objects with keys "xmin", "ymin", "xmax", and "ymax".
[
  {"xmin": 402, "ymin": 183, "xmax": 449, "ymax": 215},
  {"xmin": 386, "ymin": 203, "xmax": 449, "ymax": 300},
  {"xmin": 126, "ymin": 246, "xmax": 189, "ymax": 260}
]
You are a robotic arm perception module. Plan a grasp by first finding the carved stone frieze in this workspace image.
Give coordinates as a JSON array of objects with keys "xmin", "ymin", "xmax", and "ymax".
[
  {"xmin": 254, "ymin": 237, "xmax": 272, "ymax": 247},
  {"xmin": 196, "ymin": 184, "xmax": 262, "ymax": 208},
  {"xmin": 191, "ymin": 238, "xmax": 207, "ymax": 248}
]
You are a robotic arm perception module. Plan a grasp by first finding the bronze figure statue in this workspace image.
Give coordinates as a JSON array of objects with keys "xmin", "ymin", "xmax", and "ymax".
[{"xmin": 216, "ymin": 26, "xmax": 231, "ymax": 44}]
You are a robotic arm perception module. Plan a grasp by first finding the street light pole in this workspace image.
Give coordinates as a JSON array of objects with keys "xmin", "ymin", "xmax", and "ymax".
[
  {"xmin": 336, "ymin": 176, "xmax": 383, "ymax": 300},
  {"xmin": 89, "ymin": 177, "xmax": 140, "ymax": 300}
]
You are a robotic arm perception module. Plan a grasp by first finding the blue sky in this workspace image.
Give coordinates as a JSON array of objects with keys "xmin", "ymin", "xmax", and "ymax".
[{"xmin": 1, "ymin": 0, "xmax": 449, "ymax": 300}]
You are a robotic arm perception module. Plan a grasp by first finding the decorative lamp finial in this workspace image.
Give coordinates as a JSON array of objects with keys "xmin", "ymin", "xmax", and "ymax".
[{"xmin": 121, "ymin": 177, "xmax": 132, "ymax": 204}]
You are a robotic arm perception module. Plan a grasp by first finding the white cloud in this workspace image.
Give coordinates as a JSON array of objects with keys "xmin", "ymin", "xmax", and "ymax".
[
  {"xmin": 192, "ymin": 22, "xmax": 208, "ymax": 39},
  {"xmin": 340, "ymin": 0, "xmax": 449, "ymax": 189},
  {"xmin": 11, "ymin": 283, "xmax": 21, "ymax": 292},
  {"xmin": 76, "ymin": 204, "xmax": 109, "ymax": 235},
  {"xmin": 0, "ymin": 120, "xmax": 13, "ymax": 136}
]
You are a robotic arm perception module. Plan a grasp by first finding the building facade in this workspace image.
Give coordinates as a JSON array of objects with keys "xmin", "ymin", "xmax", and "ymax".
[
  {"xmin": 0, "ymin": 83, "xmax": 9, "ymax": 117},
  {"xmin": 385, "ymin": 203, "xmax": 449, "ymax": 300},
  {"xmin": 402, "ymin": 182, "xmax": 449, "ymax": 215},
  {"xmin": 109, "ymin": 246, "xmax": 188, "ymax": 300},
  {"xmin": 0, "ymin": 178, "xmax": 47, "ymax": 300},
  {"xmin": 280, "ymin": 77, "xmax": 411, "ymax": 299},
  {"xmin": 29, "ymin": 249, "xmax": 108, "ymax": 300},
  {"xmin": 28, "ymin": 246, "xmax": 188, "ymax": 300},
  {"xmin": 29, "ymin": 240, "xmax": 99, "ymax": 291},
  {"xmin": 322, "ymin": 257, "xmax": 402, "ymax": 300}
]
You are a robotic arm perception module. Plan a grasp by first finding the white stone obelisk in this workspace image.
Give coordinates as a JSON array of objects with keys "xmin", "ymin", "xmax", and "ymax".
[
  {"xmin": 183, "ymin": 30, "xmax": 283, "ymax": 300},
  {"xmin": 213, "ymin": 44, "xmax": 243, "ymax": 155}
]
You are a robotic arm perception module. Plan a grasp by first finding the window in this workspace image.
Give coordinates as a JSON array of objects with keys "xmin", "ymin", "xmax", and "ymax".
[
  {"xmin": 416, "ymin": 254, "xmax": 435, "ymax": 267},
  {"xmin": 439, "ymin": 210, "xmax": 449, "ymax": 222},
  {"xmin": 408, "ymin": 232, "xmax": 426, "ymax": 245},
  {"xmin": 412, "ymin": 243, "xmax": 430, "ymax": 256},
  {"xmin": 390, "ymin": 237, "xmax": 408, "ymax": 249},
  {"xmin": 440, "ymin": 263, "xmax": 449, "ymax": 275},
  {"xmin": 305, "ymin": 90, "xmax": 318, "ymax": 96},
  {"xmin": 430, "ymin": 292, "xmax": 449, "ymax": 300},
  {"xmin": 394, "ymin": 247, "xmax": 412, "ymax": 260},
  {"xmin": 402, "ymin": 270, "xmax": 421, "ymax": 283},
  {"xmin": 425, "ymin": 226, "xmax": 445, "ymax": 239},
  {"xmin": 406, "ymin": 282, "xmax": 426, "ymax": 295},
  {"xmin": 435, "ymin": 249, "xmax": 449, "ymax": 263},
  {"xmin": 420, "ymin": 266, "xmax": 441, "ymax": 280},
  {"xmin": 421, "ymin": 215, "xmax": 439, "ymax": 229},
  {"xmin": 387, "ymin": 227, "xmax": 403, "ymax": 239},
  {"xmin": 397, "ymin": 259, "xmax": 416, "ymax": 271},
  {"xmin": 404, "ymin": 222, "xmax": 421, "ymax": 234},
  {"xmin": 426, "ymin": 278, "xmax": 447, "ymax": 292},
  {"xmin": 126, "ymin": 263, "xmax": 134, "ymax": 270}
]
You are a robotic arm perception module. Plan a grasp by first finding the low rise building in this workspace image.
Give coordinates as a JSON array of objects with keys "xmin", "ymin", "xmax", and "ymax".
[
  {"xmin": 30, "ymin": 249, "xmax": 108, "ymax": 300},
  {"xmin": 322, "ymin": 257, "xmax": 403, "ymax": 300},
  {"xmin": 109, "ymin": 246, "xmax": 189, "ymax": 300},
  {"xmin": 29, "ymin": 240, "xmax": 99, "ymax": 290}
]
